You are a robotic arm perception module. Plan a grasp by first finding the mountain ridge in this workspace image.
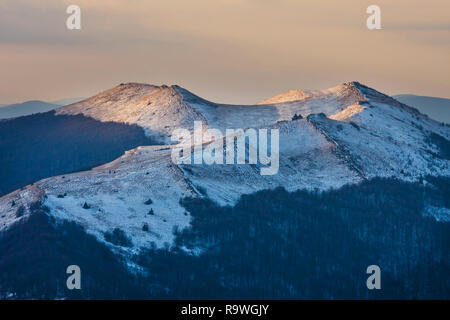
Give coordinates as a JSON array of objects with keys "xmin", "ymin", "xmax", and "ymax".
[{"xmin": 57, "ymin": 81, "xmax": 408, "ymax": 140}]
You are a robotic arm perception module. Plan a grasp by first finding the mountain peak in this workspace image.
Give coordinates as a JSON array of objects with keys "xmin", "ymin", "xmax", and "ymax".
[
  {"xmin": 257, "ymin": 81, "xmax": 374, "ymax": 105},
  {"xmin": 256, "ymin": 89, "xmax": 311, "ymax": 105},
  {"xmin": 338, "ymin": 81, "xmax": 387, "ymax": 99},
  {"xmin": 326, "ymin": 81, "xmax": 367, "ymax": 95},
  {"xmin": 56, "ymin": 82, "xmax": 210, "ymax": 141}
]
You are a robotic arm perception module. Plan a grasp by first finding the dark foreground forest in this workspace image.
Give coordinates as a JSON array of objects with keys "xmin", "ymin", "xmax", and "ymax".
[{"xmin": 0, "ymin": 177, "xmax": 448, "ymax": 299}]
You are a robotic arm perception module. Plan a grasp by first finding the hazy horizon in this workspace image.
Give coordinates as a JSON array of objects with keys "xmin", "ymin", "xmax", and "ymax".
[{"xmin": 1, "ymin": 0, "xmax": 449, "ymax": 105}]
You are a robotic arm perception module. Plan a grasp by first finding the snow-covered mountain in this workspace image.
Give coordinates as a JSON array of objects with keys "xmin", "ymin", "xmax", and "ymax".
[{"xmin": 1, "ymin": 81, "xmax": 449, "ymax": 256}]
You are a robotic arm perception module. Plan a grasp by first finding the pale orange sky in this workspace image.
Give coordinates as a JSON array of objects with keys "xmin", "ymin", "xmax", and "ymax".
[{"xmin": 0, "ymin": 0, "xmax": 449, "ymax": 104}]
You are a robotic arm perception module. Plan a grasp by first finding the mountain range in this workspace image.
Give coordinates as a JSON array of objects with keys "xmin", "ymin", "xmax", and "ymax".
[{"xmin": 0, "ymin": 81, "xmax": 448, "ymax": 299}]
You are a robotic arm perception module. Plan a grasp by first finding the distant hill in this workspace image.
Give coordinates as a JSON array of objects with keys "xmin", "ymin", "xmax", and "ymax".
[
  {"xmin": 393, "ymin": 94, "xmax": 450, "ymax": 124},
  {"xmin": 0, "ymin": 98, "xmax": 84, "ymax": 119},
  {"xmin": 0, "ymin": 100, "xmax": 60, "ymax": 119}
]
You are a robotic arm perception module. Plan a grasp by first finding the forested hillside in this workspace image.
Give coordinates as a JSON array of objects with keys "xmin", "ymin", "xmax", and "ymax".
[{"xmin": 1, "ymin": 177, "xmax": 448, "ymax": 299}]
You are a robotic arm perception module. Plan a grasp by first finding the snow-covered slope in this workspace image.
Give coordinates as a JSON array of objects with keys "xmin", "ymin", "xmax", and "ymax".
[
  {"xmin": 179, "ymin": 119, "xmax": 361, "ymax": 205},
  {"xmin": 2, "ymin": 81, "xmax": 449, "ymax": 255},
  {"xmin": 0, "ymin": 146, "xmax": 194, "ymax": 254},
  {"xmin": 309, "ymin": 83, "xmax": 449, "ymax": 180}
]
